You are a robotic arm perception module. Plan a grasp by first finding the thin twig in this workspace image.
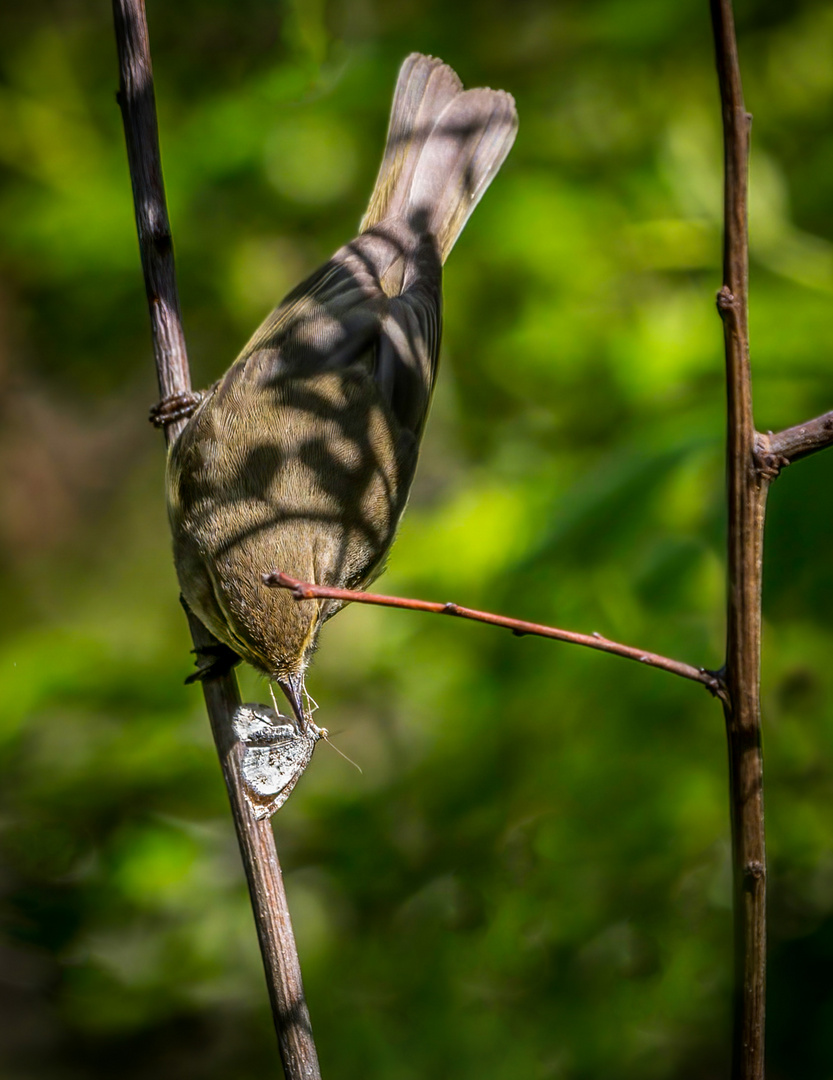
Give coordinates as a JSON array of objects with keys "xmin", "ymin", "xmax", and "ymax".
[
  {"xmin": 762, "ymin": 410, "xmax": 833, "ymax": 466},
  {"xmin": 112, "ymin": 4, "xmax": 321, "ymax": 1077},
  {"xmin": 264, "ymin": 572, "xmax": 725, "ymax": 696},
  {"xmin": 711, "ymin": 2, "xmax": 767, "ymax": 1078}
]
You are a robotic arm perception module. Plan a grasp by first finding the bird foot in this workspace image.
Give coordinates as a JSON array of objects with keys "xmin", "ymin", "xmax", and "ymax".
[
  {"xmin": 149, "ymin": 390, "xmax": 204, "ymax": 428},
  {"xmin": 185, "ymin": 641, "xmax": 241, "ymax": 684}
]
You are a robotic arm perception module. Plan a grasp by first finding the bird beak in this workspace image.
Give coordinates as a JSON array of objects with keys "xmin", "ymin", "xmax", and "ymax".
[{"xmin": 276, "ymin": 673, "xmax": 307, "ymax": 734}]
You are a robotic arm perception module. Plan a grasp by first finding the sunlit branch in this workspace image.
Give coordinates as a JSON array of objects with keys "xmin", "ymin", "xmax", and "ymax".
[
  {"xmin": 112, "ymin": 3, "xmax": 320, "ymax": 1077},
  {"xmin": 264, "ymin": 572, "xmax": 725, "ymax": 696}
]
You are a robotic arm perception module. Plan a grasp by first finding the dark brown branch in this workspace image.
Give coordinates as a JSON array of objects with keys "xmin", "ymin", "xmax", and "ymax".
[
  {"xmin": 185, "ymin": 613, "xmax": 321, "ymax": 1080},
  {"xmin": 762, "ymin": 410, "xmax": 833, "ymax": 466},
  {"xmin": 112, "ymin": 4, "xmax": 320, "ymax": 1077},
  {"xmin": 112, "ymin": 0, "xmax": 191, "ymax": 444},
  {"xmin": 265, "ymin": 572, "xmax": 725, "ymax": 696},
  {"xmin": 711, "ymin": 3, "xmax": 767, "ymax": 1078}
]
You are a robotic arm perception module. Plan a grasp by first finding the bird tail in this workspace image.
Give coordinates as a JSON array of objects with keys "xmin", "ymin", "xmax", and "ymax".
[{"xmin": 360, "ymin": 53, "xmax": 518, "ymax": 264}]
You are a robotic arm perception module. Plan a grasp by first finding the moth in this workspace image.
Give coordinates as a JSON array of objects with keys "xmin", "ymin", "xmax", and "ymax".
[{"xmin": 233, "ymin": 703, "xmax": 322, "ymax": 819}]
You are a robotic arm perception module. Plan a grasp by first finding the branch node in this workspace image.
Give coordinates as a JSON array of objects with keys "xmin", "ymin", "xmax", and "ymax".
[
  {"xmin": 752, "ymin": 432, "xmax": 789, "ymax": 482},
  {"xmin": 443, "ymin": 602, "xmax": 460, "ymax": 615},
  {"xmin": 744, "ymin": 860, "xmax": 766, "ymax": 885},
  {"xmin": 700, "ymin": 668, "xmax": 729, "ymax": 702},
  {"xmin": 716, "ymin": 285, "xmax": 736, "ymax": 317}
]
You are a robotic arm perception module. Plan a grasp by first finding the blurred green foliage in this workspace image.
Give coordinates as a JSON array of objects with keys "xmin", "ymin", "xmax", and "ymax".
[{"xmin": 1, "ymin": 1, "xmax": 832, "ymax": 1077}]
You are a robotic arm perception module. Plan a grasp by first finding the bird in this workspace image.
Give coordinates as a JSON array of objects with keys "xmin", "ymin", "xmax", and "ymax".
[{"xmin": 165, "ymin": 52, "xmax": 518, "ymax": 733}]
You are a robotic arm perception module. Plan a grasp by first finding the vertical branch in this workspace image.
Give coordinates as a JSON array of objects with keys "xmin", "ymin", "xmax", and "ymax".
[
  {"xmin": 112, "ymin": 3, "xmax": 321, "ymax": 1077},
  {"xmin": 111, "ymin": 0, "xmax": 190, "ymax": 443},
  {"xmin": 185, "ymin": 613, "xmax": 322, "ymax": 1080},
  {"xmin": 710, "ymin": 2, "xmax": 768, "ymax": 1078}
]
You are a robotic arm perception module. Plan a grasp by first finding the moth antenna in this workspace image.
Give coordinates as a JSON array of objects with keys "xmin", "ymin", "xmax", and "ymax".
[{"xmin": 321, "ymin": 732, "xmax": 363, "ymax": 774}]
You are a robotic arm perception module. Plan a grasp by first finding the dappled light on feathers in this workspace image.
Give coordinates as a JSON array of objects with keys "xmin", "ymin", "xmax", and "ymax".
[{"xmin": 166, "ymin": 54, "xmax": 517, "ymax": 727}]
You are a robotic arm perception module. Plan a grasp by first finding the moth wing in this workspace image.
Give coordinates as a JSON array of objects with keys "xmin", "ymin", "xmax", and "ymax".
[{"xmin": 238, "ymin": 731, "xmax": 316, "ymax": 820}]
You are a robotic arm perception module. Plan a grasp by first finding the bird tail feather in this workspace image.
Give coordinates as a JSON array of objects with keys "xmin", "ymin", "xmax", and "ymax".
[{"xmin": 360, "ymin": 54, "xmax": 518, "ymax": 263}]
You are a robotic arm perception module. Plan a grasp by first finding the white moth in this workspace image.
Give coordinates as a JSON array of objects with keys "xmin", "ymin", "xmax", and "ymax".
[{"xmin": 233, "ymin": 703, "xmax": 321, "ymax": 820}]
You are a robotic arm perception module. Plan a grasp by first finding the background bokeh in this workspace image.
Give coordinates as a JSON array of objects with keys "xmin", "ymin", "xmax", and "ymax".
[{"xmin": 1, "ymin": 1, "xmax": 832, "ymax": 1077}]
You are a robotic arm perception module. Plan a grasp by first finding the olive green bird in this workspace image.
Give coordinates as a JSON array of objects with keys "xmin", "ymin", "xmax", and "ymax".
[{"xmin": 166, "ymin": 53, "xmax": 518, "ymax": 731}]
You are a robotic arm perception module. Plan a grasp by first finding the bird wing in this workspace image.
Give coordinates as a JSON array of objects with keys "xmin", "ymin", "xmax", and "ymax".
[{"xmin": 217, "ymin": 220, "xmax": 442, "ymax": 442}]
